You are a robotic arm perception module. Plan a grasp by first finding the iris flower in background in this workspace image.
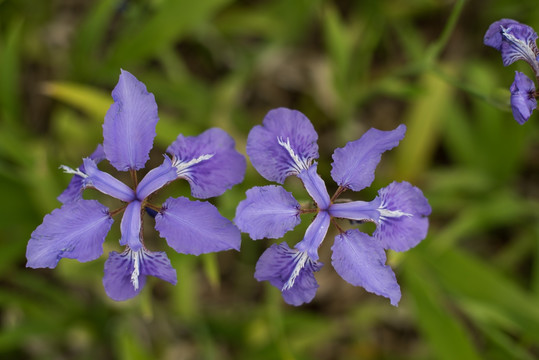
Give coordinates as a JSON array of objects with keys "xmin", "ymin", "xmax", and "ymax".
[
  {"xmin": 27, "ymin": 70, "xmax": 246, "ymax": 301},
  {"xmin": 235, "ymin": 108, "xmax": 431, "ymax": 306},
  {"xmin": 484, "ymin": 18, "xmax": 539, "ymax": 124}
]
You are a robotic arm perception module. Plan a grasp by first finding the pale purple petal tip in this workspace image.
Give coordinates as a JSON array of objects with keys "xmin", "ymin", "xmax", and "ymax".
[
  {"xmin": 155, "ymin": 197, "xmax": 241, "ymax": 255},
  {"xmin": 255, "ymin": 242, "xmax": 323, "ymax": 306},
  {"xmin": 297, "ymin": 164, "xmax": 331, "ymax": 209},
  {"xmin": 58, "ymin": 144, "xmax": 106, "ymax": 204},
  {"xmin": 82, "ymin": 158, "xmax": 135, "ymax": 202},
  {"xmin": 103, "ymin": 249, "xmax": 177, "ymax": 301},
  {"xmin": 294, "ymin": 211, "xmax": 330, "ymax": 261},
  {"xmin": 247, "ymin": 108, "xmax": 319, "ymax": 183},
  {"xmin": 331, "ymin": 124, "xmax": 406, "ymax": 192},
  {"xmin": 235, "ymin": 185, "xmax": 301, "ymax": 240},
  {"xmin": 136, "ymin": 156, "xmax": 177, "ymax": 200},
  {"xmin": 26, "ymin": 200, "xmax": 113, "ymax": 268},
  {"xmin": 374, "ymin": 181, "xmax": 431, "ymax": 252},
  {"xmin": 103, "ymin": 69, "xmax": 159, "ymax": 171},
  {"xmin": 119, "ymin": 200, "xmax": 143, "ymax": 251},
  {"xmin": 510, "ymin": 71, "xmax": 537, "ymax": 124},
  {"xmin": 167, "ymin": 128, "xmax": 246, "ymax": 199},
  {"xmin": 332, "ymin": 229, "xmax": 401, "ymax": 306}
]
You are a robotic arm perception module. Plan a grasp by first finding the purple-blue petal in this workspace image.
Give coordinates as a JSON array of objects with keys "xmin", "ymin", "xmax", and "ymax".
[
  {"xmin": 510, "ymin": 71, "xmax": 537, "ymax": 125},
  {"xmin": 136, "ymin": 156, "xmax": 177, "ymax": 200},
  {"xmin": 103, "ymin": 248, "xmax": 177, "ymax": 301},
  {"xmin": 235, "ymin": 185, "xmax": 301, "ymax": 240},
  {"xmin": 297, "ymin": 164, "xmax": 331, "ymax": 210},
  {"xmin": 331, "ymin": 125, "xmax": 406, "ymax": 192},
  {"xmin": 329, "ymin": 198, "xmax": 381, "ymax": 222},
  {"xmin": 294, "ymin": 211, "xmax": 330, "ymax": 261},
  {"xmin": 254, "ymin": 242, "xmax": 323, "ymax": 306},
  {"xmin": 119, "ymin": 200, "xmax": 143, "ymax": 251},
  {"xmin": 83, "ymin": 158, "xmax": 135, "ymax": 202},
  {"xmin": 246, "ymin": 108, "xmax": 319, "ymax": 183},
  {"xmin": 167, "ymin": 128, "xmax": 246, "ymax": 199},
  {"xmin": 331, "ymin": 229, "xmax": 401, "ymax": 306},
  {"xmin": 58, "ymin": 144, "xmax": 106, "ymax": 204},
  {"xmin": 26, "ymin": 200, "xmax": 113, "ymax": 268},
  {"xmin": 103, "ymin": 69, "xmax": 159, "ymax": 171},
  {"xmin": 374, "ymin": 181, "xmax": 431, "ymax": 252},
  {"xmin": 484, "ymin": 19, "xmax": 522, "ymax": 50},
  {"xmin": 155, "ymin": 197, "xmax": 241, "ymax": 255}
]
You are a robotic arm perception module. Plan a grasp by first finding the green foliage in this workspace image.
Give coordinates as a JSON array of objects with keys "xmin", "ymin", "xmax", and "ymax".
[{"xmin": 1, "ymin": 0, "xmax": 538, "ymax": 359}]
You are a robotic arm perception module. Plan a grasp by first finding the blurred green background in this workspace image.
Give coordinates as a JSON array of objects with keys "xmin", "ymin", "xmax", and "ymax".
[{"xmin": 1, "ymin": 0, "xmax": 539, "ymax": 359}]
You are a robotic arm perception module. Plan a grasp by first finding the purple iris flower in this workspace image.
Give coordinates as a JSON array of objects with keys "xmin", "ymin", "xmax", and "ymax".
[
  {"xmin": 27, "ymin": 70, "xmax": 246, "ymax": 301},
  {"xmin": 484, "ymin": 19, "xmax": 539, "ymax": 124},
  {"xmin": 235, "ymin": 108, "xmax": 431, "ymax": 306}
]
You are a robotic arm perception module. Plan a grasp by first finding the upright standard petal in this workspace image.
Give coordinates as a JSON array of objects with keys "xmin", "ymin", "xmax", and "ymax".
[
  {"xmin": 58, "ymin": 144, "xmax": 105, "ymax": 204},
  {"xmin": 331, "ymin": 125, "xmax": 406, "ymax": 192},
  {"xmin": 297, "ymin": 164, "xmax": 331, "ymax": 209},
  {"xmin": 247, "ymin": 108, "xmax": 319, "ymax": 183},
  {"xmin": 332, "ymin": 229, "xmax": 401, "ymax": 306},
  {"xmin": 26, "ymin": 200, "xmax": 113, "ymax": 268},
  {"xmin": 510, "ymin": 71, "xmax": 537, "ymax": 125},
  {"xmin": 235, "ymin": 186, "xmax": 301, "ymax": 240},
  {"xmin": 374, "ymin": 181, "xmax": 431, "ymax": 252},
  {"xmin": 103, "ymin": 70, "xmax": 159, "ymax": 171},
  {"xmin": 155, "ymin": 197, "xmax": 241, "ymax": 255},
  {"xmin": 294, "ymin": 211, "xmax": 331, "ymax": 261},
  {"xmin": 82, "ymin": 158, "xmax": 135, "ymax": 202},
  {"xmin": 255, "ymin": 242, "xmax": 323, "ymax": 306},
  {"xmin": 119, "ymin": 200, "xmax": 143, "ymax": 251},
  {"xmin": 103, "ymin": 249, "xmax": 177, "ymax": 301},
  {"xmin": 167, "ymin": 128, "xmax": 246, "ymax": 199}
]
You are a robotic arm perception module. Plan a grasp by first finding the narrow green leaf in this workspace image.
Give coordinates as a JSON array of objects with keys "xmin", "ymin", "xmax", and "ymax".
[
  {"xmin": 404, "ymin": 254, "xmax": 482, "ymax": 360},
  {"xmin": 108, "ymin": 0, "xmax": 232, "ymax": 67}
]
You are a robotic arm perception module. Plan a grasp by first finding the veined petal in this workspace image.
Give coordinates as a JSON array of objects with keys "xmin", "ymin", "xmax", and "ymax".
[
  {"xmin": 82, "ymin": 158, "xmax": 135, "ymax": 202},
  {"xmin": 484, "ymin": 19, "xmax": 522, "ymax": 50},
  {"xmin": 235, "ymin": 185, "xmax": 301, "ymax": 240},
  {"xmin": 167, "ymin": 128, "xmax": 246, "ymax": 199},
  {"xmin": 136, "ymin": 156, "xmax": 177, "ymax": 200},
  {"xmin": 329, "ymin": 198, "xmax": 381, "ymax": 222},
  {"xmin": 103, "ymin": 69, "xmax": 159, "ymax": 171},
  {"xmin": 119, "ymin": 200, "xmax": 143, "ymax": 251},
  {"xmin": 294, "ymin": 211, "xmax": 330, "ymax": 261},
  {"xmin": 26, "ymin": 200, "xmax": 113, "ymax": 268},
  {"xmin": 332, "ymin": 229, "xmax": 401, "ymax": 306},
  {"xmin": 510, "ymin": 71, "xmax": 537, "ymax": 125},
  {"xmin": 255, "ymin": 242, "xmax": 323, "ymax": 306},
  {"xmin": 58, "ymin": 144, "xmax": 105, "ymax": 204},
  {"xmin": 247, "ymin": 108, "xmax": 319, "ymax": 183},
  {"xmin": 103, "ymin": 248, "xmax": 177, "ymax": 301},
  {"xmin": 331, "ymin": 125, "xmax": 406, "ymax": 192},
  {"xmin": 500, "ymin": 23, "xmax": 539, "ymax": 70},
  {"xmin": 155, "ymin": 197, "xmax": 241, "ymax": 255},
  {"xmin": 374, "ymin": 181, "xmax": 431, "ymax": 252},
  {"xmin": 297, "ymin": 164, "xmax": 331, "ymax": 209}
]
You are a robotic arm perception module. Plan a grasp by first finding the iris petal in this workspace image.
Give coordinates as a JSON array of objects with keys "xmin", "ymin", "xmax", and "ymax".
[
  {"xmin": 167, "ymin": 128, "xmax": 246, "ymax": 199},
  {"xmin": 510, "ymin": 71, "xmax": 537, "ymax": 125},
  {"xmin": 155, "ymin": 197, "xmax": 241, "ymax": 255},
  {"xmin": 255, "ymin": 242, "xmax": 322, "ymax": 306},
  {"xmin": 235, "ymin": 185, "xmax": 301, "ymax": 240},
  {"xmin": 103, "ymin": 248, "xmax": 177, "ymax": 301},
  {"xmin": 332, "ymin": 229, "xmax": 401, "ymax": 306},
  {"xmin": 331, "ymin": 125, "xmax": 406, "ymax": 192},
  {"xmin": 247, "ymin": 108, "xmax": 319, "ymax": 183},
  {"xmin": 26, "ymin": 200, "xmax": 113, "ymax": 268},
  {"xmin": 103, "ymin": 70, "xmax": 159, "ymax": 171}
]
